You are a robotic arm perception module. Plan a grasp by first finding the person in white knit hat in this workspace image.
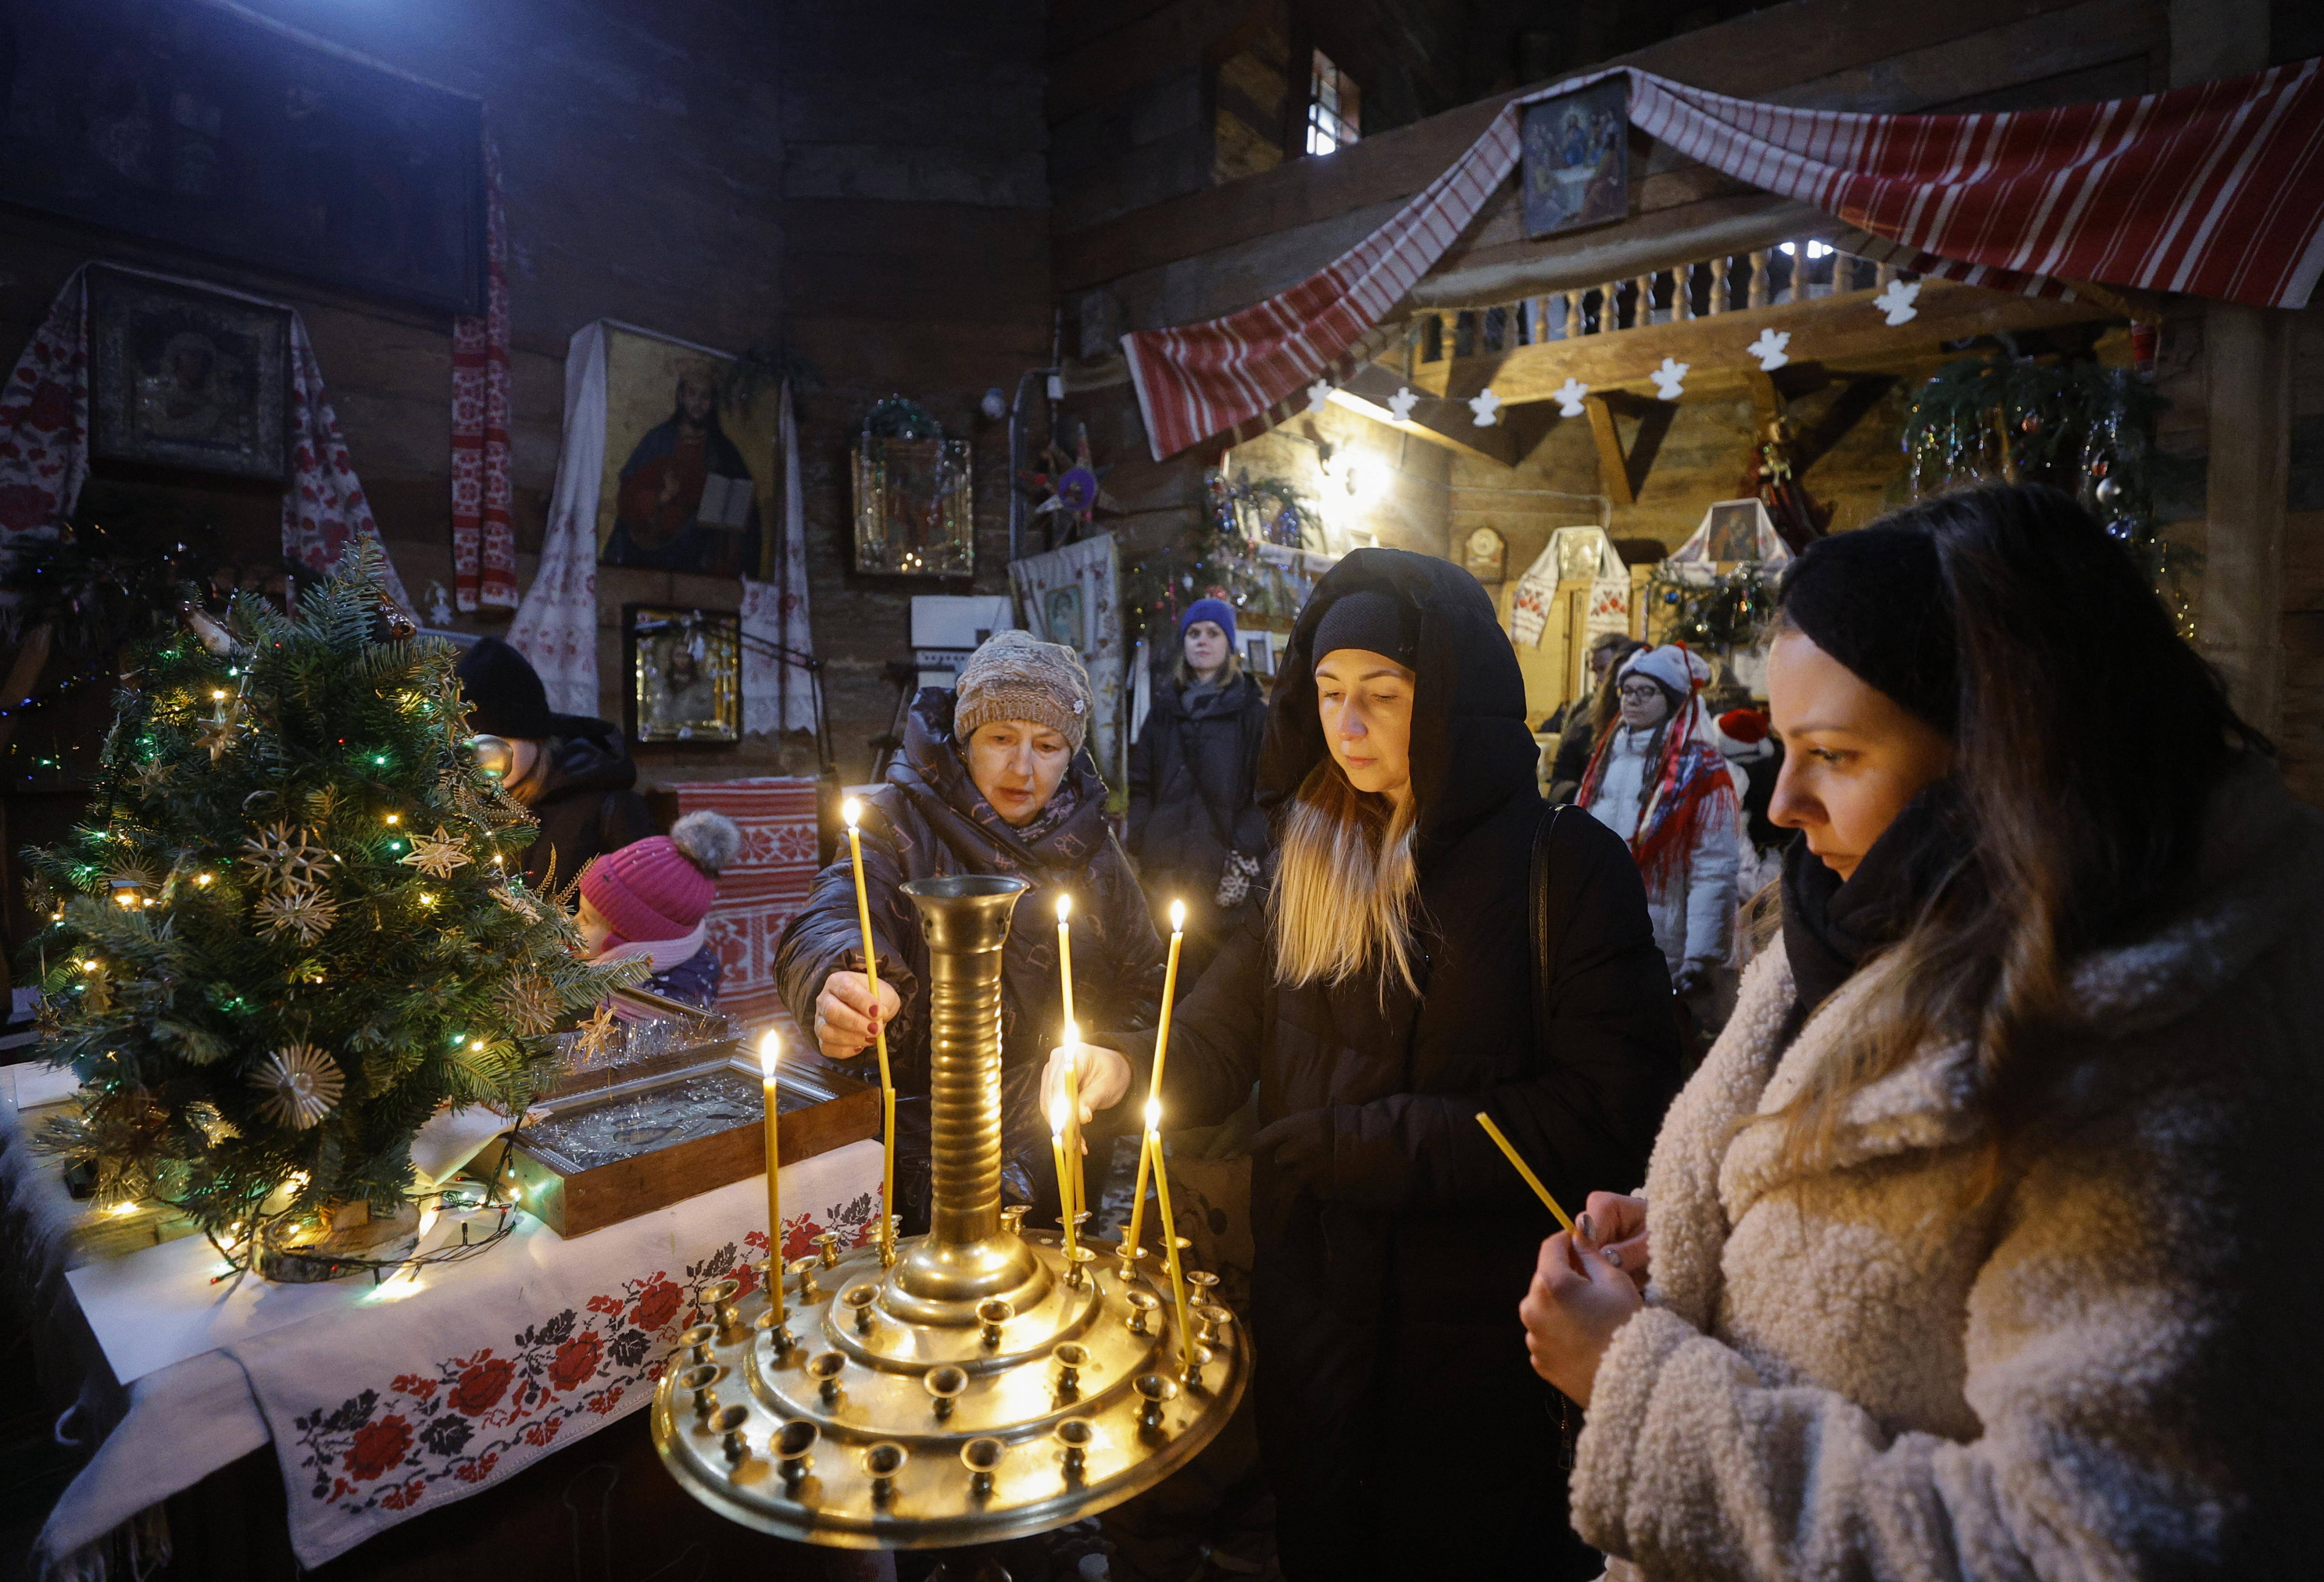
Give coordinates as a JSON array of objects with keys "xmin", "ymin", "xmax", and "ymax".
[{"xmin": 1575, "ymin": 643, "xmax": 1740, "ymax": 1003}]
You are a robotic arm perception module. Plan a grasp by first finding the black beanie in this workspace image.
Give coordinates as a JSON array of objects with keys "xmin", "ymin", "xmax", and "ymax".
[
  {"xmin": 1778, "ymin": 526, "xmax": 1958, "ymax": 733},
  {"xmin": 1311, "ymin": 588, "xmax": 1419, "ymax": 667},
  {"xmin": 455, "ymin": 637, "xmax": 555, "ymax": 740}
]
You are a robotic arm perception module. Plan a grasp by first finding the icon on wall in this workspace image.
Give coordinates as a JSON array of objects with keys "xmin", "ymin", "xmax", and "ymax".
[
  {"xmin": 1520, "ymin": 77, "xmax": 1629, "ymax": 239},
  {"xmin": 87, "ymin": 270, "xmax": 289, "ymax": 480},
  {"xmin": 625, "ymin": 605, "xmax": 741, "ymax": 745},
  {"xmin": 596, "ymin": 328, "xmax": 770, "ymax": 579}
]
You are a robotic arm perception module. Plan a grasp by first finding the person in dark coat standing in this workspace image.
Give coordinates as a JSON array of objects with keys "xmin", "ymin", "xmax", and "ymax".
[
  {"xmin": 455, "ymin": 637, "xmax": 658, "ymax": 889},
  {"xmin": 1128, "ymin": 597, "xmax": 1271, "ymax": 984},
  {"xmin": 775, "ymin": 630, "xmax": 1165, "ymax": 1231},
  {"xmin": 1050, "ymin": 548, "xmax": 1682, "ymax": 1581}
]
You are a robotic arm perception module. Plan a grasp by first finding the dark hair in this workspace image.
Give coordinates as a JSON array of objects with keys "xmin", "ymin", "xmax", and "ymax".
[{"xmin": 1762, "ymin": 484, "xmax": 2264, "ymax": 1173}]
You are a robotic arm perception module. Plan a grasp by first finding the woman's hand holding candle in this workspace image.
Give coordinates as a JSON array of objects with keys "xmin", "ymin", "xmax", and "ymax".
[
  {"xmin": 1518, "ymin": 1229, "xmax": 1641, "ymax": 1405},
  {"xmin": 1040, "ymin": 1041, "xmax": 1130, "ymax": 1128},
  {"xmin": 812, "ymin": 971, "xmax": 901, "ymax": 1060}
]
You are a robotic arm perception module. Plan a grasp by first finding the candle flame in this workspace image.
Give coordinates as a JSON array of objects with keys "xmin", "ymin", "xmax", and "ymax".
[
  {"xmin": 1169, "ymin": 898, "xmax": 1186, "ymax": 931},
  {"xmin": 843, "ymin": 796, "xmax": 863, "ymax": 829},
  {"xmin": 1050, "ymin": 1091, "xmax": 1071, "ymax": 1138},
  {"xmin": 1145, "ymin": 1097, "xmax": 1162, "ymax": 1133},
  {"xmin": 1064, "ymin": 1018, "xmax": 1080, "ymax": 1048},
  {"xmin": 1055, "ymin": 892, "xmax": 1072, "ymax": 922},
  {"xmin": 759, "ymin": 1027, "xmax": 782, "ymax": 1079}
]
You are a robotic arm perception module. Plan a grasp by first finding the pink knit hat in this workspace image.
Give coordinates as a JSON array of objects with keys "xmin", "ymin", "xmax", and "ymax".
[{"xmin": 581, "ymin": 812, "xmax": 741, "ymax": 944}]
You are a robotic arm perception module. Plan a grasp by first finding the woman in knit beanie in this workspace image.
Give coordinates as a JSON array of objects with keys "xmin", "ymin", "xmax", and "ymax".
[
  {"xmin": 1127, "ymin": 596, "xmax": 1270, "ymax": 984},
  {"xmin": 576, "ymin": 810, "xmax": 742, "ymax": 1010},
  {"xmin": 773, "ymin": 628, "xmax": 1164, "ymax": 1233}
]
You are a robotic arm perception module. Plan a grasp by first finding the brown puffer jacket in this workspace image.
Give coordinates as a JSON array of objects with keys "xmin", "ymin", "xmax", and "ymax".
[{"xmin": 773, "ymin": 688, "xmax": 1165, "ymax": 1228}]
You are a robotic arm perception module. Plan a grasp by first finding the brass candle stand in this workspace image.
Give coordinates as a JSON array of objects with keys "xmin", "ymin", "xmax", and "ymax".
[{"xmin": 651, "ymin": 875, "xmax": 1250, "ymax": 1549}]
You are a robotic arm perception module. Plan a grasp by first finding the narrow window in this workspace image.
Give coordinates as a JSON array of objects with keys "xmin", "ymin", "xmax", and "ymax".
[{"xmin": 1306, "ymin": 50, "xmax": 1360, "ymax": 156}]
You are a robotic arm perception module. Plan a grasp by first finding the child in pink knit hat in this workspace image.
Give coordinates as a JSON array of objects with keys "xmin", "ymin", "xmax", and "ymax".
[{"xmin": 576, "ymin": 811, "xmax": 741, "ymax": 1009}]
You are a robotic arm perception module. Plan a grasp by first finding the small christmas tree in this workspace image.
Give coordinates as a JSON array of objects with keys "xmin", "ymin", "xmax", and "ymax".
[{"xmin": 22, "ymin": 543, "xmax": 635, "ymax": 1269}]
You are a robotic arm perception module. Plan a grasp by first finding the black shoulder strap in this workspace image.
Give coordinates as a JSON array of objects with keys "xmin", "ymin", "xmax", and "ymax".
[{"xmin": 1529, "ymin": 803, "xmax": 1572, "ymax": 1055}]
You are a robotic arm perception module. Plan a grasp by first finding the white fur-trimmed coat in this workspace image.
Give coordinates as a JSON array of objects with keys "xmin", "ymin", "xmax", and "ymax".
[{"xmin": 1571, "ymin": 760, "xmax": 2324, "ymax": 1579}]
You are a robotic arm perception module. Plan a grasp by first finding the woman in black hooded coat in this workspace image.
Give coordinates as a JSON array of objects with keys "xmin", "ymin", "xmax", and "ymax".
[{"xmin": 1054, "ymin": 549, "xmax": 1682, "ymax": 1579}]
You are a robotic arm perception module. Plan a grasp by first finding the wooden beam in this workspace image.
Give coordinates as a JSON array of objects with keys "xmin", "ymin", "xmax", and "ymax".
[
  {"xmin": 1432, "ymin": 279, "xmax": 2118, "ymax": 406},
  {"xmin": 1584, "ymin": 396, "xmax": 1635, "ymax": 507},
  {"xmin": 1329, "ymin": 360, "xmax": 1518, "ymax": 465},
  {"xmin": 1053, "ymin": 0, "xmax": 2104, "ymax": 291}
]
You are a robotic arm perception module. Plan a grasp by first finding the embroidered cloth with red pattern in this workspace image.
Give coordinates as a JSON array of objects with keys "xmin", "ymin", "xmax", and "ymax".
[{"xmin": 32, "ymin": 1131, "xmax": 879, "ymax": 1574}]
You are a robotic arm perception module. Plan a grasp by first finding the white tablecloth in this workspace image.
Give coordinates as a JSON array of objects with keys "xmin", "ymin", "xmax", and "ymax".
[{"xmin": 2, "ymin": 1067, "xmax": 882, "ymax": 1575}]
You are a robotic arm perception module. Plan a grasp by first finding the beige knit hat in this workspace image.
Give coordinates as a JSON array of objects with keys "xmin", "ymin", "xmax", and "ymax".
[{"xmin": 953, "ymin": 629, "xmax": 1092, "ymax": 752}]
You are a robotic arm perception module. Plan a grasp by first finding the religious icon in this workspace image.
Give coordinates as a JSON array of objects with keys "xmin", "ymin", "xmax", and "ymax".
[
  {"xmin": 1520, "ymin": 78, "xmax": 1629, "ymax": 239},
  {"xmin": 87, "ymin": 269, "xmax": 289, "ymax": 479},
  {"xmin": 625, "ymin": 605, "xmax": 742, "ymax": 744},
  {"xmin": 596, "ymin": 328, "xmax": 773, "ymax": 578}
]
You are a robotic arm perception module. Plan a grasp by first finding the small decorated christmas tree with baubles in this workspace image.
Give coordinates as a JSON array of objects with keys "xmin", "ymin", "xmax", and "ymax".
[{"xmin": 21, "ymin": 543, "xmax": 636, "ymax": 1277}]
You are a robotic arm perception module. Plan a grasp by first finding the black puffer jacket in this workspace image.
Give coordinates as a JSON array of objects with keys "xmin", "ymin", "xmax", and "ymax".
[
  {"xmin": 1128, "ymin": 669, "xmax": 1269, "ymax": 880},
  {"xmin": 519, "ymin": 715, "xmax": 658, "ymax": 888},
  {"xmin": 774, "ymin": 689, "xmax": 1165, "ymax": 1226},
  {"xmin": 1127, "ymin": 669, "xmax": 1269, "ymax": 976},
  {"xmin": 1099, "ymin": 550, "xmax": 1682, "ymax": 1580}
]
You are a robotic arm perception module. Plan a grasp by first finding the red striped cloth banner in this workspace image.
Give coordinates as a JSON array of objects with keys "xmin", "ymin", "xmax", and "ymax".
[
  {"xmin": 665, "ymin": 776, "xmax": 820, "ymax": 1036},
  {"xmin": 1125, "ymin": 60, "xmax": 2324, "ymax": 460},
  {"xmin": 450, "ymin": 136, "xmax": 517, "ymax": 612}
]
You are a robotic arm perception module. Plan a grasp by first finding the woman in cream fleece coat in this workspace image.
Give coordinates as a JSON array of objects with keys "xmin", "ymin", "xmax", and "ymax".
[{"xmin": 1523, "ymin": 487, "xmax": 2324, "ymax": 1578}]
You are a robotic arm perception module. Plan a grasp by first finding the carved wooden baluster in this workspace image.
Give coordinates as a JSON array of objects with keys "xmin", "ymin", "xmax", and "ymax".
[
  {"xmin": 1747, "ymin": 251, "xmax": 1769, "ymax": 310},
  {"xmin": 1878, "ymin": 262, "xmax": 1898, "ymax": 292},
  {"xmin": 1533, "ymin": 295, "xmax": 1550, "ymax": 344},
  {"xmin": 1709, "ymin": 256, "xmax": 1730, "ymax": 315},
  {"xmin": 1437, "ymin": 310, "xmax": 1459, "ymax": 362},
  {"xmin": 1565, "ymin": 291, "xmax": 1583, "ymax": 340},
  {"xmin": 1631, "ymin": 273, "xmax": 1651, "ymax": 327}
]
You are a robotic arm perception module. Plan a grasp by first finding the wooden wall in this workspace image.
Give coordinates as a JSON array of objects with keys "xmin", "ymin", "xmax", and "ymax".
[{"xmin": 1, "ymin": 0, "xmax": 1050, "ymax": 796}]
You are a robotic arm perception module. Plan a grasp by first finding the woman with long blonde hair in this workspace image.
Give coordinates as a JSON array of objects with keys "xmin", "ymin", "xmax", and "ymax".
[
  {"xmin": 1049, "ymin": 548, "xmax": 1682, "ymax": 1580},
  {"xmin": 1521, "ymin": 485, "xmax": 2322, "ymax": 1576}
]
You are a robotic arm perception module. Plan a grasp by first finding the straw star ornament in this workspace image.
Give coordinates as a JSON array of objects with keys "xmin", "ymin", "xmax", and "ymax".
[
  {"xmin": 242, "ymin": 821, "xmax": 332, "ymax": 884},
  {"xmin": 251, "ymin": 1043, "xmax": 344, "ymax": 1130},
  {"xmin": 400, "ymin": 826, "xmax": 473, "ymax": 879},
  {"xmin": 257, "ymin": 879, "xmax": 340, "ymax": 946}
]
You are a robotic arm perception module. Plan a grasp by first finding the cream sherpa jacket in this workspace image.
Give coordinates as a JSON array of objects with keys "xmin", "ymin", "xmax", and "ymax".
[{"xmin": 1571, "ymin": 759, "xmax": 2324, "ymax": 1579}]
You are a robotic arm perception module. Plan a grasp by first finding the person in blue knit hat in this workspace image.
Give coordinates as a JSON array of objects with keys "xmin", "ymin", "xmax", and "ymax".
[{"xmin": 1127, "ymin": 596, "xmax": 1271, "ymax": 985}]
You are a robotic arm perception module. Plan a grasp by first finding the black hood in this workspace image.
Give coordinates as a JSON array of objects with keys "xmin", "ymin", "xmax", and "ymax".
[
  {"xmin": 1258, "ymin": 547, "xmax": 1538, "ymax": 858},
  {"xmin": 890, "ymin": 689, "xmax": 1114, "ymax": 870},
  {"xmin": 534, "ymin": 714, "xmax": 641, "ymax": 805}
]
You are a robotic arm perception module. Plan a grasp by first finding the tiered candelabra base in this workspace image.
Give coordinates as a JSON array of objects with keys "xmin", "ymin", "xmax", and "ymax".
[{"xmin": 652, "ymin": 1221, "xmax": 1248, "ymax": 1549}]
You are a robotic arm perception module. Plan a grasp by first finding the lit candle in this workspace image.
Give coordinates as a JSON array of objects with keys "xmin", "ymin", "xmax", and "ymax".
[
  {"xmin": 1060, "ymin": 1017, "xmax": 1084, "ymax": 1229},
  {"xmin": 1474, "ymin": 1112, "xmax": 1577, "ymax": 1233},
  {"xmin": 842, "ymin": 798, "xmax": 897, "ymax": 1263},
  {"xmin": 760, "ymin": 1029, "xmax": 786, "ymax": 1326},
  {"xmin": 1144, "ymin": 1098, "xmax": 1196, "ymax": 1379},
  {"xmin": 1050, "ymin": 1092, "xmax": 1078, "ymax": 1255},
  {"xmin": 1055, "ymin": 893, "xmax": 1082, "ymax": 1228},
  {"xmin": 1125, "ymin": 899, "xmax": 1186, "ymax": 1256}
]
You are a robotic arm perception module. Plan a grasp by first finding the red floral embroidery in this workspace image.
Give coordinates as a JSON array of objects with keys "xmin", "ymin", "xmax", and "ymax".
[
  {"xmin": 548, "ymin": 1333, "xmax": 602, "ymax": 1393},
  {"xmin": 344, "ymin": 1415, "xmax": 412, "ymax": 1482},
  {"xmin": 630, "ymin": 1280, "xmax": 681, "ymax": 1333},
  {"xmin": 288, "ymin": 1192, "xmax": 882, "ymax": 1536},
  {"xmin": 450, "ymin": 1357, "xmax": 515, "ymax": 1417}
]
